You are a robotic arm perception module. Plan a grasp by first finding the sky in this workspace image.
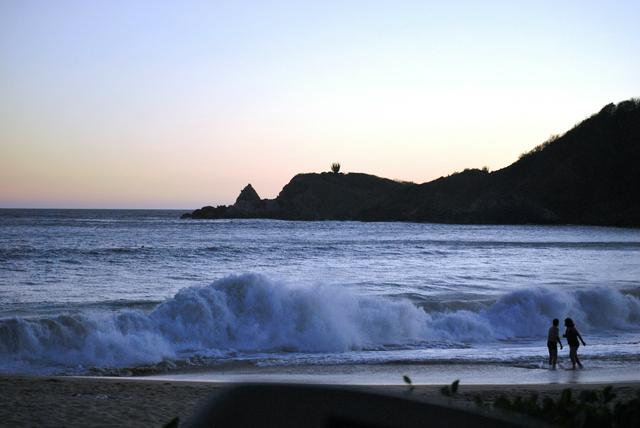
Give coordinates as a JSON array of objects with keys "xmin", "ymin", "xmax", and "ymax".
[{"xmin": 1, "ymin": 1, "xmax": 639, "ymax": 208}]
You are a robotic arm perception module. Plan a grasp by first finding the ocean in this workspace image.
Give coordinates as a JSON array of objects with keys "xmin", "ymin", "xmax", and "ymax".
[{"xmin": 1, "ymin": 209, "xmax": 639, "ymax": 384}]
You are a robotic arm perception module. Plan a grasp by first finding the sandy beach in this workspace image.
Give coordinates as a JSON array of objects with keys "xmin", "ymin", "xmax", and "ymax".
[{"xmin": 1, "ymin": 375, "xmax": 639, "ymax": 427}]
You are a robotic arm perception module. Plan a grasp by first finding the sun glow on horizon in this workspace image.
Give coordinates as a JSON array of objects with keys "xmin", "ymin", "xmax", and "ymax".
[{"xmin": 1, "ymin": 1, "xmax": 639, "ymax": 208}]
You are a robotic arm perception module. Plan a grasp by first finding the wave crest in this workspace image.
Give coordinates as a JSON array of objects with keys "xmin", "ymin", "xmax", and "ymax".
[{"xmin": 1, "ymin": 274, "xmax": 638, "ymax": 374}]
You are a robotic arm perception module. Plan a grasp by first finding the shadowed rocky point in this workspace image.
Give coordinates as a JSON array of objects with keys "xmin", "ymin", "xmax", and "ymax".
[{"xmin": 182, "ymin": 98, "xmax": 640, "ymax": 226}]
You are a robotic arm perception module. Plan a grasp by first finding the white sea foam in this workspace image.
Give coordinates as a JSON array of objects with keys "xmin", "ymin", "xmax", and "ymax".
[
  {"xmin": 432, "ymin": 287, "xmax": 640, "ymax": 341},
  {"xmin": 1, "ymin": 274, "xmax": 639, "ymax": 374}
]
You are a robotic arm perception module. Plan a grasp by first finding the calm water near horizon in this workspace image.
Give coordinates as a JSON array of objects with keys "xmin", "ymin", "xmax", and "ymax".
[{"xmin": 1, "ymin": 209, "xmax": 639, "ymax": 383}]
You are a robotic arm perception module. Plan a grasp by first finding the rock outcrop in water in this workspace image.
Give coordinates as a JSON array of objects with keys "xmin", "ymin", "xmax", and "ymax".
[{"xmin": 182, "ymin": 98, "xmax": 640, "ymax": 226}]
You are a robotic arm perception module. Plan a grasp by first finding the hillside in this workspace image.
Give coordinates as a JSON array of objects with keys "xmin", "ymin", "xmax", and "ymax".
[{"xmin": 182, "ymin": 99, "xmax": 640, "ymax": 226}]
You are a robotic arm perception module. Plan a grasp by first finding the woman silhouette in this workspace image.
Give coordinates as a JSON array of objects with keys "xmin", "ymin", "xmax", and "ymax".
[{"xmin": 563, "ymin": 318, "xmax": 586, "ymax": 369}]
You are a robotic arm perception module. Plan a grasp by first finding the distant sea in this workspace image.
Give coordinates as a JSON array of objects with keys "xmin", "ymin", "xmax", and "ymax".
[{"xmin": 1, "ymin": 209, "xmax": 640, "ymax": 384}]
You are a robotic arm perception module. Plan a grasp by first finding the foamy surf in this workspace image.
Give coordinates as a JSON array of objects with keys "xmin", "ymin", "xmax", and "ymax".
[{"xmin": 1, "ymin": 273, "xmax": 639, "ymax": 375}]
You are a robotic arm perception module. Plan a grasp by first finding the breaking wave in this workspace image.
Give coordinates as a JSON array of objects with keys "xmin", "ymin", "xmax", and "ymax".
[{"xmin": 1, "ymin": 274, "xmax": 639, "ymax": 374}]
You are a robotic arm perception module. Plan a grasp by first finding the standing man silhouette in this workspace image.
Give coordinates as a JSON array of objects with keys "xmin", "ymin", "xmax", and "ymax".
[{"xmin": 547, "ymin": 318, "xmax": 563, "ymax": 369}]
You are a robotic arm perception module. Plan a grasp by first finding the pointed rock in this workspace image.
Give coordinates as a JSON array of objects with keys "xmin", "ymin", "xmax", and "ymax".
[{"xmin": 235, "ymin": 184, "xmax": 261, "ymax": 205}]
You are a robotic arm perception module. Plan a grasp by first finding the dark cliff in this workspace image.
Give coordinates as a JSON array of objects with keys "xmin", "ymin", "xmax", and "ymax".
[
  {"xmin": 182, "ymin": 172, "xmax": 410, "ymax": 220},
  {"xmin": 182, "ymin": 98, "xmax": 640, "ymax": 226},
  {"xmin": 274, "ymin": 172, "xmax": 408, "ymax": 220}
]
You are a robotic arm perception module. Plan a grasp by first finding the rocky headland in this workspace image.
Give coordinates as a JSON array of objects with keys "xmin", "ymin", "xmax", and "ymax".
[{"xmin": 182, "ymin": 99, "xmax": 640, "ymax": 227}]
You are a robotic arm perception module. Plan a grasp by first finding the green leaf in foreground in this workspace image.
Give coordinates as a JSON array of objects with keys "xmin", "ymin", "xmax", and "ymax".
[
  {"xmin": 440, "ymin": 379, "xmax": 460, "ymax": 397},
  {"xmin": 402, "ymin": 375, "xmax": 415, "ymax": 393}
]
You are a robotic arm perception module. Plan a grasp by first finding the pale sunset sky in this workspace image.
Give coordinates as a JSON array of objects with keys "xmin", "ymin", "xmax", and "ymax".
[{"xmin": 1, "ymin": 1, "xmax": 639, "ymax": 208}]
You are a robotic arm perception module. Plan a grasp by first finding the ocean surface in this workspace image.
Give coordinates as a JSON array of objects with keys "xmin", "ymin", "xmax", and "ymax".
[{"xmin": 1, "ymin": 209, "xmax": 640, "ymax": 384}]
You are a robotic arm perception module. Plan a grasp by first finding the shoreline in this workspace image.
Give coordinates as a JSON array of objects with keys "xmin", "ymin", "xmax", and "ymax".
[
  {"xmin": 2, "ymin": 375, "xmax": 639, "ymax": 427},
  {"xmin": 138, "ymin": 360, "xmax": 640, "ymax": 386}
]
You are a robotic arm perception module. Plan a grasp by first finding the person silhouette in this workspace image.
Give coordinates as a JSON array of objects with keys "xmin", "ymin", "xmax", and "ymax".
[
  {"xmin": 547, "ymin": 318, "xmax": 563, "ymax": 369},
  {"xmin": 563, "ymin": 318, "xmax": 586, "ymax": 369}
]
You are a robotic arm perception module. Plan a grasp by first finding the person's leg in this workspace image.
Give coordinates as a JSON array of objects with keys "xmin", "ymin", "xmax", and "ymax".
[
  {"xmin": 547, "ymin": 344, "xmax": 553, "ymax": 366},
  {"xmin": 570, "ymin": 346, "xmax": 577, "ymax": 369},
  {"xmin": 575, "ymin": 346, "xmax": 583, "ymax": 368},
  {"xmin": 550, "ymin": 346, "xmax": 558, "ymax": 369}
]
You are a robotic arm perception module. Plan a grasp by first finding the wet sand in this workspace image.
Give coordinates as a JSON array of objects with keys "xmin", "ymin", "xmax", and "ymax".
[{"xmin": 1, "ymin": 376, "xmax": 639, "ymax": 427}]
